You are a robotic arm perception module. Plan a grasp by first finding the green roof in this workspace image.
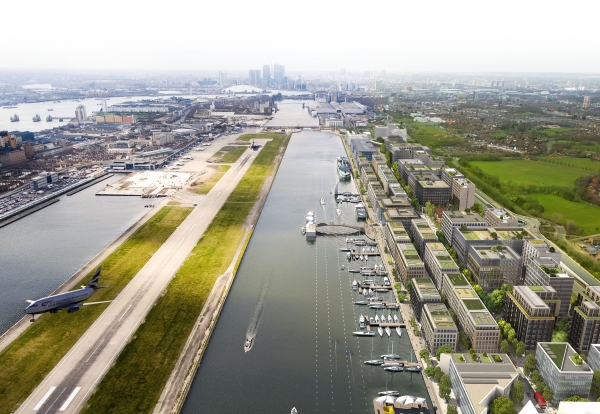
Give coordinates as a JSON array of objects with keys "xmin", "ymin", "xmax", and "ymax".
[
  {"xmin": 463, "ymin": 299, "xmax": 486, "ymax": 311},
  {"xmin": 529, "ymin": 286, "xmax": 545, "ymax": 292},
  {"xmin": 448, "ymin": 273, "xmax": 469, "ymax": 286},
  {"xmin": 543, "ymin": 343, "xmax": 567, "ymax": 369}
]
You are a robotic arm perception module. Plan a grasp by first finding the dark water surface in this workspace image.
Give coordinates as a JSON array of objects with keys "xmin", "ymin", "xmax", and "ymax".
[
  {"xmin": 0, "ymin": 175, "xmax": 150, "ymax": 335},
  {"xmin": 181, "ymin": 131, "xmax": 431, "ymax": 413}
]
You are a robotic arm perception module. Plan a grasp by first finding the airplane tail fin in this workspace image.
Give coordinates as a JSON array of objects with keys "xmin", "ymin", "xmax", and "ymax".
[{"xmin": 87, "ymin": 267, "xmax": 102, "ymax": 289}]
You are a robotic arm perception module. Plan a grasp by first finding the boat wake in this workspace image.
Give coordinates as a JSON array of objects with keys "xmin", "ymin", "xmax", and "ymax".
[{"xmin": 244, "ymin": 278, "xmax": 269, "ymax": 353}]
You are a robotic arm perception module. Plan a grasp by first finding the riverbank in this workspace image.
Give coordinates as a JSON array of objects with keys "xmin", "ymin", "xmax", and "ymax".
[
  {"xmin": 0, "ymin": 204, "xmax": 191, "ymax": 414},
  {"xmin": 81, "ymin": 135, "xmax": 289, "ymax": 413}
]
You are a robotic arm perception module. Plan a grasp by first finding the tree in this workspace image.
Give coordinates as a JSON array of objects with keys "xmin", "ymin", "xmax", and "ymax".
[
  {"xmin": 510, "ymin": 380, "xmax": 525, "ymax": 406},
  {"xmin": 563, "ymin": 395, "xmax": 590, "ymax": 402},
  {"xmin": 490, "ymin": 396, "xmax": 517, "ymax": 414},
  {"xmin": 425, "ymin": 201, "xmax": 434, "ymax": 219},
  {"xmin": 424, "ymin": 365, "xmax": 435, "ymax": 377},
  {"xmin": 491, "ymin": 232, "xmax": 498, "ymax": 240},
  {"xmin": 501, "ymin": 283, "xmax": 513, "ymax": 292},
  {"xmin": 590, "ymin": 371, "xmax": 600, "ymax": 398},
  {"xmin": 472, "ymin": 202, "xmax": 484, "ymax": 216},
  {"xmin": 459, "ymin": 332, "xmax": 470, "ymax": 350},
  {"xmin": 524, "ymin": 354, "xmax": 536, "ymax": 376},
  {"xmin": 507, "ymin": 328, "xmax": 516, "ymax": 342},
  {"xmin": 419, "ymin": 349, "xmax": 430, "ymax": 360},
  {"xmin": 541, "ymin": 385, "xmax": 553, "ymax": 404},
  {"xmin": 473, "ymin": 284, "xmax": 485, "ymax": 297},
  {"xmin": 500, "ymin": 339, "xmax": 509, "ymax": 353},
  {"xmin": 434, "ymin": 366, "xmax": 443, "ymax": 382},
  {"xmin": 439, "ymin": 374, "xmax": 451, "ymax": 401},
  {"xmin": 447, "ymin": 405, "xmax": 458, "ymax": 414},
  {"xmin": 462, "ymin": 269, "xmax": 473, "ymax": 284},
  {"xmin": 502, "ymin": 322, "xmax": 513, "ymax": 338},
  {"xmin": 531, "ymin": 370, "xmax": 542, "ymax": 388},
  {"xmin": 436, "ymin": 344, "xmax": 454, "ymax": 361},
  {"xmin": 397, "ymin": 293, "xmax": 406, "ymax": 302},
  {"xmin": 516, "ymin": 341, "xmax": 525, "ymax": 357},
  {"xmin": 406, "ymin": 279, "xmax": 412, "ymax": 291},
  {"xmin": 491, "ymin": 289, "xmax": 507, "ymax": 313}
]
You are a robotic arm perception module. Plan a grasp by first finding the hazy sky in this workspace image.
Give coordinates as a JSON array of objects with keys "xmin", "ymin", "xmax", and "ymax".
[{"xmin": 3, "ymin": 0, "xmax": 599, "ymax": 73}]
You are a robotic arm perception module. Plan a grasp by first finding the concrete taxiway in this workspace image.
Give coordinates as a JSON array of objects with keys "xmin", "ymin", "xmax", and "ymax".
[{"xmin": 17, "ymin": 141, "xmax": 268, "ymax": 414}]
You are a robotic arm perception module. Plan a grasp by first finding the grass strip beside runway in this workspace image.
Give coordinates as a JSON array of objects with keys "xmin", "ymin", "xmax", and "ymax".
[
  {"xmin": 192, "ymin": 165, "xmax": 231, "ymax": 195},
  {"xmin": 81, "ymin": 135, "xmax": 288, "ymax": 413},
  {"xmin": 0, "ymin": 206, "xmax": 192, "ymax": 414}
]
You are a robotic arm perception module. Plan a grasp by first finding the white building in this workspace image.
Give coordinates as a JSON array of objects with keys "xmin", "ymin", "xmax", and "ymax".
[
  {"xmin": 452, "ymin": 178, "xmax": 476, "ymax": 212},
  {"xmin": 75, "ymin": 105, "xmax": 87, "ymax": 121}
]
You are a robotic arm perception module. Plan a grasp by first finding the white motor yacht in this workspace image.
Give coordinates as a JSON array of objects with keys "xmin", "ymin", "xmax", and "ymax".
[
  {"xmin": 378, "ymin": 327, "xmax": 384, "ymax": 337},
  {"xmin": 353, "ymin": 331, "xmax": 375, "ymax": 337},
  {"xmin": 320, "ymin": 197, "xmax": 325, "ymax": 205},
  {"xmin": 352, "ymin": 280, "xmax": 359, "ymax": 290},
  {"xmin": 385, "ymin": 327, "xmax": 391, "ymax": 337},
  {"xmin": 384, "ymin": 366, "xmax": 404, "ymax": 372},
  {"xmin": 396, "ymin": 327, "xmax": 402, "ymax": 337},
  {"xmin": 359, "ymin": 314, "xmax": 366, "ymax": 328},
  {"xmin": 365, "ymin": 360, "xmax": 384, "ymax": 365}
]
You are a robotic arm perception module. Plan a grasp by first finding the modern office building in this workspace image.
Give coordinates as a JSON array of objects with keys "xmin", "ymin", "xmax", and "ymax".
[
  {"xmin": 75, "ymin": 105, "xmax": 87, "ymax": 121},
  {"xmin": 587, "ymin": 344, "xmax": 600, "ymax": 370},
  {"xmin": 522, "ymin": 239, "xmax": 562, "ymax": 268},
  {"xmin": 393, "ymin": 243, "xmax": 425, "ymax": 284},
  {"xmin": 441, "ymin": 167, "xmax": 464, "ymax": 187},
  {"xmin": 504, "ymin": 286, "xmax": 559, "ymax": 350},
  {"xmin": 467, "ymin": 245, "xmax": 523, "ymax": 293},
  {"xmin": 421, "ymin": 303, "xmax": 458, "ymax": 354},
  {"xmin": 409, "ymin": 277, "xmax": 441, "ymax": 322},
  {"xmin": 536, "ymin": 342, "xmax": 593, "ymax": 403},
  {"xmin": 441, "ymin": 211, "xmax": 487, "ymax": 246},
  {"xmin": 569, "ymin": 286, "xmax": 600, "ymax": 353},
  {"xmin": 410, "ymin": 219, "xmax": 439, "ymax": 257},
  {"xmin": 381, "ymin": 207, "xmax": 419, "ymax": 228},
  {"xmin": 451, "ymin": 178, "xmax": 476, "ymax": 212},
  {"xmin": 442, "ymin": 273, "xmax": 500, "ymax": 353},
  {"xmin": 273, "ymin": 63, "xmax": 285, "ymax": 84},
  {"xmin": 524, "ymin": 257, "xmax": 573, "ymax": 318},
  {"xmin": 485, "ymin": 208, "xmax": 518, "ymax": 227},
  {"xmin": 350, "ymin": 139, "xmax": 376, "ymax": 161},
  {"xmin": 262, "ymin": 64, "xmax": 270, "ymax": 84},
  {"xmin": 440, "ymin": 353, "xmax": 519, "ymax": 414},
  {"xmin": 383, "ymin": 222, "xmax": 411, "ymax": 254},
  {"xmin": 424, "ymin": 242, "xmax": 460, "ymax": 289},
  {"xmin": 414, "ymin": 176, "xmax": 451, "ymax": 207}
]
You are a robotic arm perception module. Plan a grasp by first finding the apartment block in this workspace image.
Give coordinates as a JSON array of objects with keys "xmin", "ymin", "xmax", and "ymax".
[
  {"xmin": 536, "ymin": 342, "xmax": 593, "ymax": 402},
  {"xmin": 410, "ymin": 219, "xmax": 439, "ymax": 257},
  {"xmin": 424, "ymin": 242, "xmax": 460, "ymax": 290},
  {"xmin": 467, "ymin": 245, "xmax": 523, "ymax": 293},
  {"xmin": 587, "ymin": 344, "xmax": 600, "ymax": 370},
  {"xmin": 360, "ymin": 165, "xmax": 378, "ymax": 186},
  {"xmin": 524, "ymin": 257, "xmax": 573, "ymax": 318},
  {"xmin": 381, "ymin": 207, "xmax": 419, "ymax": 228},
  {"xmin": 440, "ymin": 353, "xmax": 518, "ymax": 414},
  {"xmin": 451, "ymin": 178, "xmax": 476, "ymax": 211},
  {"xmin": 485, "ymin": 208, "xmax": 518, "ymax": 227},
  {"xmin": 504, "ymin": 286, "xmax": 558, "ymax": 350},
  {"xmin": 367, "ymin": 181, "xmax": 386, "ymax": 212},
  {"xmin": 569, "ymin": 286, "xmax": 600, "ymax": 353},
  {"xmin": 383, "ymin": 222, "xmax": 411, "ymax": 255},
  {"xmin": 376, "ymin": 196, "xmax": 412, "ymax": 223},
  {"xmin": 394, "ymin": 243, "xmax": 425, "ymax": 284},
  {"xmin": 522, "ymin": 239, "xmax": 562, "ymax": 268},
  {"xmin": 441, "ymin": 211, "xmax": 487, "ymax": 246},
  {"xmin": 414, "ymin": 176, "xmax": 451, "ymax": 207},
  {"xmin": 409, "ymin": 277, "xmax": 441, "ymax": 322},
  {"xmin": 442, "ymin": 273, "xmax": 500, "ymax": 353},
  {"xmin": 452, "ymin": 226, "xmax": 533, "ymax": 266},
  {"xmin": 441, "ymin": 167, "xmax": 464, "ymax": 187},
  {"xmin": 421, "ymin": 303, "xmax": 458, "ymax": 354}
]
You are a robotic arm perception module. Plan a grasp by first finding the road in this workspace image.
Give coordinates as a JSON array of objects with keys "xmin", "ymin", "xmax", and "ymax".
[{"xmin": 16, "ymin": 142, "xmax": 268, "ymax": 414}]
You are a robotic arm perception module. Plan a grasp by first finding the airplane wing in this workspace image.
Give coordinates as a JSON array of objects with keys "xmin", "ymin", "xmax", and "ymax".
[
  {"xmin": 82, "ymin": 301, "xmax": 113, "ymax": 306},
  {"xmin": 26, "ymin": 300, "xmax": 35, "ymax": 304}
]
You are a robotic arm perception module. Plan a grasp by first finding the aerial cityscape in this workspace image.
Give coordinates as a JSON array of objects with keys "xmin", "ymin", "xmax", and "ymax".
[{"xmin": 1, "ymin": 1, "xmax": 600, "ymax": 414}]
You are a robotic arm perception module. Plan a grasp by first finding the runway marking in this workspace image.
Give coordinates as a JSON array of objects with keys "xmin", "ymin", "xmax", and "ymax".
[
  {"xmin": 142, "ymin": 278, "xmax": 153, "ymax": 292},
  {"xmin": 216, "ymin": 192, "xmax": 221, "ymax": 197},
  {"xmin": 209, "ymin": 201, "xmax": 214, "ymax": 206},
  {"xmin": 44, "ymin": 388, "xmax": 65, "ymax": 414},
  {"xmin": 161, "ymin": 255, "xmax": 172, "ymax": 267},
  {"xmin": 59, "ymin": 387, "xmax": 81, "ymax": 411},
  {"xmin": 118, "ymin": 304, "xmax": 133, "ymax": 322},
  {"xmin": 86, "ymin": 339, "xmax": 105, "ymax": 363},
  {"xmin": 33, "ymin": 387, "xmax": 55, "ymax": 410}
]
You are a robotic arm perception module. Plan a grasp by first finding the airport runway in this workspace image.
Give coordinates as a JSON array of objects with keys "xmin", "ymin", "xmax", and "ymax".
[{"xmin": 16, "ymin": 141, "xmax": 268, "ymax": 414}]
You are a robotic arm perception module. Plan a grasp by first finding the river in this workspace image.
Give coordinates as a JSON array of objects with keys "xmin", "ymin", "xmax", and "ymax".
[
  {"xmin": 0, "ymin": 175, "xmax": 150, "ymax": 335},
  {"xmin": 181, "ymin": 131, "xmax": 430, "ymax": 413}
]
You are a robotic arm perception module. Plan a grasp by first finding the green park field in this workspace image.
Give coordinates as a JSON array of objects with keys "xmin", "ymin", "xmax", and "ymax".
[{"xmin": 529, "ymin": 194, "xmax": 600, "ymax": 236}]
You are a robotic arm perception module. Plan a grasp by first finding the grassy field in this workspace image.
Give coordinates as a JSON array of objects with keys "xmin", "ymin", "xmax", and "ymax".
[
  {"xmin": 470, "ymin": 160, "xmax": 591, "ymax": 187},
  {"xmin": 0, "ymin": 206, "xmax": 192, "ymax": 414},
  {"xmin": 538, "ymin": 127, "xmax": 576, "ymax": 138},
  {"xmin": 538, "ymin": 156, "xmax": 600, "ymax": 172},
  {"xmin": 82, "ymin": 135, "xmax": 289, "ymax": 413},
  {"xmin": 529, "ymin": 194, "xmax": 600, "ymax": 235},
  {"xmin": 235, "ymin": 132, "xmax": 284, "ymax": 142},
  {"xmin": 220, "ymin": 146, "xmax": 246, "ymax": 163},
  {"xmin": 192, "ymin": 165, "xmax": 231, "ymax": 195}
]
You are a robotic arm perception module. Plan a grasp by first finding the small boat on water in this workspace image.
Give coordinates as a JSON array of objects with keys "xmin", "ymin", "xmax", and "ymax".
[
  {"xmin": 320, "ymin": 197, "xmax": 325, "ymax": 205},
  {"xmin": 378, "ymin": 391, "xmax": 400, "ymax": 396},
  {"xmin": 336, "ymin": 208, "xmax": 341, "ymax": 216},
  {"xmin": 340, "ymin": 265, "xmax": 345, "ymax": 270},
  {"xmin": 382, "ymin": 354, "xmax": 401, "ymax": 360},
  {"xmin": 347, "ymin": 252, "xmax": 352, "ymax": 260},
  {"xmin": 393, "ymin": 315, "xmax": 399, "ymax": 323},
  {"xmin": 363, "ymin": 289, "xmax": 368, "ymax": 297},
  {"xmin": 375, "ymin": 315, "xmax": 380, "ymax": 323},
  {"xmin": 46, "ymin": 115, "xmax": 53, "ymax": 122},
  {"xmin": 369, "ymin": 297, "xmax": 383, "ymax": 302},
  {"xmin": 352, "ymin": 280, "xmax": 358, "ymax": 290},
  {"xmin": 387, "ymin": 303, "xmax": 399, "ymax": 309},
  {"xmin": 365, "ymin": 360, "xmax": 385, "ymax": 365},
  {"xmin": 244, "ymin": 337, "xmax": 254, "ymax": 353},
  {"xmin": 376, "ymin": 288, "xmax": 389, "ymax": 293},
  {"xmin": 354, "ymin": 301, "xmax": 368, "ymax": 305},
  {"xmin": 369, "ymin": 288, "xmax": 374, "ymax": 297},
  {"xmin": 385, "ymin": 327, "xmax": 392, "ymax": 337},
  {"xmin": 359, "ymin": 314, "xmax": 366, "ymax": 328},
  {"xmin": 378, "ymin": 327, "xmax": 384, "ymax": 337},
  {"xmin": 406, "ymin": 366, "xmax": 422, "ymax": 372},
  {"xmin": 10, "ymin": 114, "xmax": 19, "ymax": 122},
  {"xmin": 300, "ymin": 226, "xmax": 306, "ymax": 235},
  {"xmin": 369, "ymin": 316, "xmax": 374, "ymax": 323},
  {"xmin": 369, "ymin": 304, "xmax": 385, "ymax": 309},
  {"xmin": 291, "ymin": 408, "xmax": 298, "ymax": 414},
  {"xmin": 349, "ymin": 269, "xmax": 360, "ymax": 273},
  {"xmin": 353, "ymin": 331, "xmax": 375, "ymax": 337},
  {"xmin": 396, "ymin": 327, "xmax": 402, "ymax": 337},
  {"xmin": 32, "ymin": 114, "xmax": 41, "ymax": 122},
  {"xmin": 381, "ymin": 315, "xmax": 387, "ymax": 323},
  {"xmin": 384, "ymin": 366, "xmax": 404, "ymax": 372}
]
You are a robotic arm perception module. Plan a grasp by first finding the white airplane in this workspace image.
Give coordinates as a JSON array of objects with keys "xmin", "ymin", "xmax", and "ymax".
[{"xmin": 24, "ymin": 267, "xmax": 110, "ymax": 322}]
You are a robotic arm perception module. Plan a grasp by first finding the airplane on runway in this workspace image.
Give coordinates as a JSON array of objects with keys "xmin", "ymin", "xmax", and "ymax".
[{"xmin": 24, "ymin": 267, "xmax": 110, "ymax": 322}]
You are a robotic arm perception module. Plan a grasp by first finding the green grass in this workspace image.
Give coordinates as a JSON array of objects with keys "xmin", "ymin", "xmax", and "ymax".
[
  {"xmin": 470, "ymin": 159, "xmax": 590, "ymax": 187},
  {"xmin": 220, "ymin": 146, "xmax": 246, "ymax": 163},
  {"xmin": 82, "ymin": 135, "xmax": 289, "ymax": 413},
  {"xmin": 538, "ymin": 157, "xmax": 600, "ymax": 172},
  {"xmin": 545, "ymin": 343, "xmax": 567, "ymax": 368},
  {"xmin": 236, "ymin": 132, "xmax": 284, "ymax": 142},
  {"xmin": 192, "ymin": 165, "xmax": 231, "ymax": 195},
  {"xmin": 529, "ymin": 193, "xmax": 600, "ymax": 235},
  {"xmin": 552, "ymin": 330, "xmax": 568, "ymax": 342},
  {"xmin": 539, "ymin": 127, "xmax": 575, "ymax": 138},
  {"xmin": 463, "ymin": 299, "xmax": 486, "ymax": 310},
  {"xmin": 403, "ymin": 120, "xmax": 464, "ymax": 151},
  {"xmin": 0, "ymin": 206, "xmax": 192, "ymax": 414}
]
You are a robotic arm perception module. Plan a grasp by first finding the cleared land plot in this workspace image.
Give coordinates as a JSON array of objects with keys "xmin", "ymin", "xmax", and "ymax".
[
  {"xmin": 82, "ymin": 135, "xmax": 289, "ymax": 413},
  {"xmin": 470, "ymin": 160, "xmax": 590, "ymax": 187},
  {"xmin": 191, "ymin": 165, "xmax": 231, "ymax": 195},
  {"xmin": 529, "ymin": 193, "xmax": 600, "ymax": 236},
  {"xmin": 0, "ymin": 206, "xmax": 192, "ymax": 414},
  {"xmin": 210, "ymin": 146, "xmax": 247, "ymax": 163}
]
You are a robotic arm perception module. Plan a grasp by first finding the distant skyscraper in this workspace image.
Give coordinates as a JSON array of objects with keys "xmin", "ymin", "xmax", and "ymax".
[
  {"xmin": 219, "ymin": 71, "xmax": 228, "ymax": 87},
  {"xmin": 75, "ymin": 105, "xmax": 87, "ymax": 121},
  {"xmin": 582, "ymin": 96, "xmax": 591, "ymax": 108},
  {"xmin": 473, "ymin": 91, "xmax": 479, "ymax": 102},
  {"xmin": 263, "ymin": 65, "xmax": 271, "ymax": 84},
  {"xmin": 273, "ymin": 64, "xmax": 285, "ymax": 84}
]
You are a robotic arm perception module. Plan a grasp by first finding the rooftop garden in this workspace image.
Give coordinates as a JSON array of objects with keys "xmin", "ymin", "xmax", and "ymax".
[
  {"xmin": 529, "ymin": 286, "xmax": 545, "ymax": 292},
  {"xmin": 492, "ymin": 354, "xmax": 503, "ymax": 363},
  {"xmin": 448, "ymin": 273, "xmax": 468, "ymax": 286},
  {"xmin": 463, "ymin": 299, "xmax": 486, "ymax": 310},
  {"xmin": 544, "ymin": 343, "xmax": 567, "ymax": 369}
]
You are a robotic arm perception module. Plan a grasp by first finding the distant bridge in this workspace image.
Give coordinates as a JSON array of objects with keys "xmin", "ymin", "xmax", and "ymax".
[{"xmin": 315, "ymin": 222, "xmax": 366, "ymax": 236}]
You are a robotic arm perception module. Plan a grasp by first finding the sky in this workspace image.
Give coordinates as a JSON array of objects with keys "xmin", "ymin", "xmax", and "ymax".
[{"xmin": 2, "ymin": 0, "xmax": 599, "ymax": 74}]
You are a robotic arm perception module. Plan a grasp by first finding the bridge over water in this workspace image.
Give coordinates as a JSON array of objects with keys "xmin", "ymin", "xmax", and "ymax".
[{"xmin": 314, "ymin": 221, "xmax": 368, "ymax": 236}]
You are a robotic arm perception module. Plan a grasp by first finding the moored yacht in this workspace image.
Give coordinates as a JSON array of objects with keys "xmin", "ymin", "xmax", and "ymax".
[
  {"xmin": 384, "ymin": 366, "xmax": 404, "ymax": 372},
  {"xmin": 353, "ymin": 331, "xmax": 375, "ymax": 337},
  {"xmin": 364, "ymin": 360, "xmax": 384, "ymax": 365},
  {"xmin": 378, "ymin": 391, "xmax": 400, "ymax": 396},
  {"xmin": 385, "ymin": 327, "xmax": 392, "ymax": 337},
  {"xmin": 396, "ymin": 327, "xmax": 402, "ymax": 337},
  {"xmin": 406, "ymin": 366, "xmax": 422, "ymax": 372},
  {"xmin": 359, "ymin": 314, "xmax": 366, "ymax": 328},
  {"xmin": 352, "ymin": 280, "xmax": 359, "ymax": 290},
  {"xmin": 378, "ymin": 327, "xmax": 384, "ymax": 337}
]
